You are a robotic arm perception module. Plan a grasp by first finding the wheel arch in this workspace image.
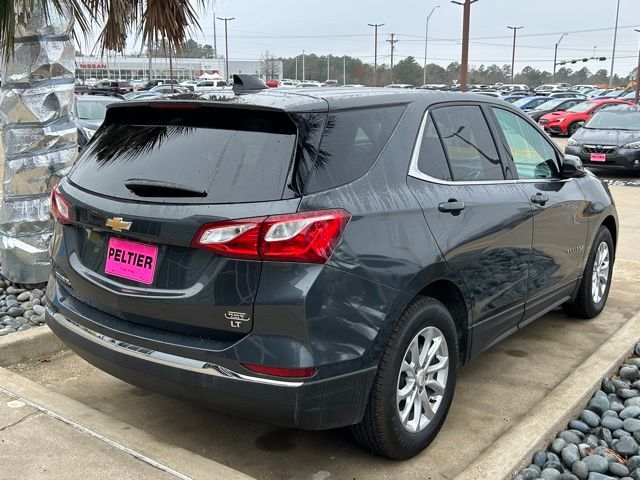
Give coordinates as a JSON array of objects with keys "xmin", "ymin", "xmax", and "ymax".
[
  {"xmin": 600, "ymin": 215, "xmax": 617, "ymax": 253},
  {"xmin": 416, "ymin": 279, "xmax": 470, "ymax": 365}
]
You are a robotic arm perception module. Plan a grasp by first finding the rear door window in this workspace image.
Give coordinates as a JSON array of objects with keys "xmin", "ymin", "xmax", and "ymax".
[
  {"xmin": 69, "ymin": 106, "xmax": 298, "ymax": 204},
  {"xmin": 304, "ymin": 106, "xmax": 405, "ymax": 193},
  {"xmin": 431, "ymin": 106, "xmax": 504, "ymax": 181}
]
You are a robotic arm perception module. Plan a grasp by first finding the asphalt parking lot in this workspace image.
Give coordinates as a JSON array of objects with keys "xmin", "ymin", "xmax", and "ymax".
[{"xmin": 1, "ymin": 136, "xmax": 640, "ymax": 480}]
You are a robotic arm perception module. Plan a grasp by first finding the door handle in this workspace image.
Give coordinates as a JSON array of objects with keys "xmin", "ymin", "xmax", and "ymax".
[
  {"xmin": 530, "ymin": 193, "xmax": 549, "ymax": 206},
  {"xmin": 438, "ymin": 199, "xmax": 467, "ymax": 216}
]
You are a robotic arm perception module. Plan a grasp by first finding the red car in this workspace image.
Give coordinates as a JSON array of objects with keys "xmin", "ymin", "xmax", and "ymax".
[{"xmin": 539, "ymin": 98, "xmax": 634, "ymax": 136}]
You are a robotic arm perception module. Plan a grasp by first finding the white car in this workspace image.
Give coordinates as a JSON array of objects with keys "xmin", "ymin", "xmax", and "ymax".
[
  {"xmin": 384, "ymin": 84, "xmax": 414, "ymax": 89},
  {"xmin": 297, "ymin": 81, "xmax": 323, "ymax": 88},
  {"xmin": 344, "ymin": 84, "xmax": 366, "ymax": 88},
  {"xmin": 194, "ymin": 80, "xmax": 231, "ymax": 92},
  {"xmin": 84, "ymin": 78, "xmax": 98, "ymax": 87}
]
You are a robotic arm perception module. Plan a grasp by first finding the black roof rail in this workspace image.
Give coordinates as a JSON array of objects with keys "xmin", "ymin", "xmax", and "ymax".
[{"xmin": 233, "ymin": 74, "xmax": 268, "ymax": 94}]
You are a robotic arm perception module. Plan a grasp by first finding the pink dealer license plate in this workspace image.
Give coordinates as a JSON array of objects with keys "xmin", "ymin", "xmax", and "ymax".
[
  {"xmin": 590, "ymin": 153, "xmax": 606, "ymax": 162},
  {"xmin": 105, "ymin": 237, "xmax": 158, "ymax": 285}
]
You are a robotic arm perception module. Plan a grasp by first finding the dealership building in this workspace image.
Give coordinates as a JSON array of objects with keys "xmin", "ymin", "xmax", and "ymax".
[{"xmin": 75, "ymin": 55, "xmax": 283, "ymax": 83}]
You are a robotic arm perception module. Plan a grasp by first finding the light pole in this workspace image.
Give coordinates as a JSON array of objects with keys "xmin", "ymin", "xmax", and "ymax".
[
  {"xmin": 452, "ymin": 0, "xmax": 478, "ymax": 93},
  {"xmin": 423, "ymin": 6, "xmax": 440, "ymax": 86},
  {"xmin": 553, "ymin": 33, "xmax": 567, "ymax": 84},
  {"xmin": 217, "ymin": 16, "xmax": 235, "ymax": 82},
  {"xmin": 327, "ymin": 54, "xmax": 331, "ymax": 81},
  {"xmin": 507, "ymin": 26, "xmax": 523, "ymax": 83},
  {"xmin": 343, "ymin": 56, "xmax": 347, "ymax": 85},
  {"xmin": 635, "ymin": 29, "xmax": 640, "ymax": 104},
  {"xmin": 609, "ymin": 0, "xmax": 621, "ymax": 87},
  {"xmin": 302, "ymin": 49, "xmax": 306, "ymax": 82},
  {"xmin": 387, "ymin": 33, "xmax": 398, "ymax": 85},
  {"xmin": 368, "ymin": 23, "xmax": 384, "ymax": 86}
]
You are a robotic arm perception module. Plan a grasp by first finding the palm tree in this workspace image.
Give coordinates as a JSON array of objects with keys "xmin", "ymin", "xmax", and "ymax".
[{"xmin": 0, "ymin": 0, "xmax": 208, "ymax": 284}]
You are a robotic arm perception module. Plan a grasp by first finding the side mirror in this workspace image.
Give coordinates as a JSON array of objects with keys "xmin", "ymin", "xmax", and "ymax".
[{"xmin": 562, "ymin": 155, "xmax": 586, "ymax": 178}]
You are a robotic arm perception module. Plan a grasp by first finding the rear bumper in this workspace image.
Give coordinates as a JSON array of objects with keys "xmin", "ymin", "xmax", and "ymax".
[{"xmin": 46, "ymin": 298, "xmax": 376, "ymax": 430}]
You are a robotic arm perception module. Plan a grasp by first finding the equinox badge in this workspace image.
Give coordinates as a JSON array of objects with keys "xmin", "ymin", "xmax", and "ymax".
[{"xmin": 105, "ymin": 217, "xmax": 132, "ymax": 232}]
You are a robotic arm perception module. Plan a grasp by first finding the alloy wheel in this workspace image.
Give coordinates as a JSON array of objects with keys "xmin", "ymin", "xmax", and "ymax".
[
  {"xmin": 591, "ymin": 241, "xmax": 610, "ymax": 304},
  {"xmin": 396, "ymin": 326, "xmax": 449, "ymax": 433}
]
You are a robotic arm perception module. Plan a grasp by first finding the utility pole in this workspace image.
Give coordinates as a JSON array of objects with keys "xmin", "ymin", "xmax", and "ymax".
[
  {"xmin": 423, "ymin": 6, "xmax": 440, "ymax": 86},
  {"xmin": 295, "ymin": 56, "xmax": 298, "ymax": 81},
  {"xmin": 217, "ymin": 16, "xmax": 235, "ymax": 82},
  {"xmin": 507, "ymin": 26, "xmax": 523, "ymax": 83},
  {"xmin": 593, "ymin": 46, "xmax": 597, "ymax": 58},
  {"xmin": 387, "ymin": 33, "xmax": 398, "ymax": 85},
  {"xmin": 635, "ymin": 29, "xmax": 640, "ymax": 104},
  {"xmin": 609, "ymin": 0, "xmax": 621, "ymax": 87},
  {"xmin": 553, "ymin": 33, "xmax": 568, "ymax": 83},
  {"xmin": 343, "ymin": 56, "xmax": 347, "ymax": 85},
  {"xmin": 452, "ymin": 0, "xmax": 478, "ymax": 93},
  {"xmin": 327, "ymin": 55, "xmax": 330, "ymax": 81},
  {"xmin": 213, "ymin": 13, "xmax": 218, "ymax": 58},
  {"xmin": 368, "ymin": 23, "xmax": 384, "ymax": 86},
  {"xmin": 302, "ymin": 50, "xmax": 306, "ymax": 81}
]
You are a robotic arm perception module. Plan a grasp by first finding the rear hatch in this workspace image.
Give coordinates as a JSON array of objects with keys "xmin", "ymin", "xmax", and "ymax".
[{"xmin": 59, "ymin": 101, "xmax": 311, "ymax": 338}]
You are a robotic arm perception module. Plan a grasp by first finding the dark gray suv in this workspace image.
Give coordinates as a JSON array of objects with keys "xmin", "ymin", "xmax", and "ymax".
[{"xmin": 46, "ymin": 86, "xmax": 617, "ymax": 459}]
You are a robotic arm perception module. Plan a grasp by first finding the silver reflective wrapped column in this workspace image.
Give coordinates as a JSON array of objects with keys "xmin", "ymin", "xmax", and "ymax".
[{"xmin": 0, "ymin": 3, "xmax": 77, "ymax": 283}]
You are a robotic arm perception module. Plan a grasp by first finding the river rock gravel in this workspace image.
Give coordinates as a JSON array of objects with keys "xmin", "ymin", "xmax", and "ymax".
[
  {"xmin": 0, "ymin": 276, "xmax": 47, "ymax": 337},
  {"xmin": 514, "ymin": 342, "xmax": 640, "ymax": 480}
]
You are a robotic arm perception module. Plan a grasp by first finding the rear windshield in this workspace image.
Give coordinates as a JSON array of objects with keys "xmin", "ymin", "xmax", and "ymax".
[{"xmin": 68, "ymin": 105, "xmax": 298, "ymax": 204}]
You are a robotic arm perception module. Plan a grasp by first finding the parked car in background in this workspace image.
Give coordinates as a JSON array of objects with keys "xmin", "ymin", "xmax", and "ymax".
[
  {"xmin": 73, "ymin": 95, "xmax": 123, "ymax": 150},
  {"xmin": 91, "ymin": 79, "xmax": 133, "ymax": 95},
  {"xmin": 84, "ymin": 78, "xmax": 98, "ymax": 87},
  {"xmin": 539, "ymin": 98, "xmax": 633, "ymax": 136},
  {"xmin": 534, "ymin": 84, "xmax": 563, "ymax": 95},
  {"xmin": 179, "ymin": 80, "xmax": 200, "ymax": 91},
  {"xmin": 148, "ymin": 85, "xmax": 190, "ymax": 95},
  {"xmin": 123, "ymin": 91, "xmax": 162, "ymax": 101},
  {"xmin": 343, "ymin": 84, "xmax": 366, "ymax": 87},
  {"xmin": 74, "ymin": 85, "xmax": 90, "ymax": 96},
  {"xmin": 265, "ymin": 80, "xmax": 281, "ymax": 88},
  {"xmin": 140, "ymin": 79, "xmax": 179, "ymax": 91},
  {"xmin": 593, "ymin": 89, "xmax": 628, "ymax": 100},
  {"xmin": 384, "ymin": 84, "xmax": 414, "ymax": 89},
  {"xmin": 499, "ymin": 83, "xmax": 532, "ymax": 93},
  {"xmin": 547, "ymin": 92, "xmax": 587, "ymax": 100},
  {"xmin": 621, "ymin": 91, "xmax": 640, "ymax": 103},
  {"xmin": 565, "ymin": 105, "xmax": 640, "ymax": 173},
  {"xmin": 297, "ymin": 81, "xmax": 324, "ymax": 88},
  {"xmin": 473, "ymin": 90, "xmax": 501, "ymax": 97},
  {"xmin": 194, "ymin": 79, "xmax": 230, "ymax": 92},
  {"xmin": 418, "ymin": 84, "xmax": 449, "ymax": 90},
  {"xmin": 513, "ymin": 96, "xmax": 551, "ymax": 111},
  {"xmin": 526, "ymin": 97, "xmax": 586, "ymax": 122},
  {"xmin": 48, "ymin": 84, "xmax": 617, "ymax": 460}
]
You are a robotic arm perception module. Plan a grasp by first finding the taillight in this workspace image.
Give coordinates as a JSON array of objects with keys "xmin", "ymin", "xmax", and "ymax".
[
  {"xmin": 50, "ymin": 186, "xmax": 71, "ymax": 224},
  {"xmin": 192, "ymin": 217, "xmax": 265, "ymax": 260},
  {"xmin": 242, "ymin": 363, "xmax": 317, "ymax": 378},
  {"xmin": 192, "ymin": 209, "xmax": 350, "ymax": 264}
]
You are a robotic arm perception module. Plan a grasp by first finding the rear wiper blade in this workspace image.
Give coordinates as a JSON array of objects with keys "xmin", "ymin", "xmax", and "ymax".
[{"xmin": 124, "ymin": 179, "xmax": 207, "ymax": 198}]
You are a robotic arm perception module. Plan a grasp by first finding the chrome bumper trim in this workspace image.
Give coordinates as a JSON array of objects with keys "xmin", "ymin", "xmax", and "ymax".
[{"xmin": 48, "ymin": 309, "xmax": 304, "ymax": 388}]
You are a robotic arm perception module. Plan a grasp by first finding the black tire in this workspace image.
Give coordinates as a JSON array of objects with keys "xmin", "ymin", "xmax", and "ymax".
[
  {"xmin": 352, "ymin": 296, "xmax": 458, "ymax": 460},
  {"xmin": 563, "ymin": 226, "xmax": 614, "ymax": 319},
  {"xmin": 568, "ymin": 121, "xmax": 584, "ymax": 137}
]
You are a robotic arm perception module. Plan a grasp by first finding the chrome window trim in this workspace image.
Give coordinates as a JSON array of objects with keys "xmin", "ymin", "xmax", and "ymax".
[
  {"xmin": 48, "ymin": 309, "xmax": 305, "ymax": 388},
  {"xmin": 408, "ymin": 108, "xmax": 570, "ymax": 186}
]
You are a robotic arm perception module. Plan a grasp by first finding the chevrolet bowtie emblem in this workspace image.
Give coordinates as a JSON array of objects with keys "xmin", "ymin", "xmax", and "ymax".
[{"xmin": 105, "ymin": 217, "xmax": 132, "ymax": 232}]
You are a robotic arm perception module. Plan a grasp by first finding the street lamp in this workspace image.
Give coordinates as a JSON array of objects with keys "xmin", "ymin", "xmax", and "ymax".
[
  {"xmin": 553, "ymin": 33, "xmax": 567, "ymax": 84},
  {"xmin": 216, "ymin": 16, "xmax": 235, "ymax": 82},
  {"xmin": 368, "ymin": 23, "xmax": 385, "ymax": 86},
  {"xmin": 609, "ymin": 0, "xmax": 621, "ymax": 87},
  {"xmin": 423, "ymin": 6, "xmax": 440, "ymax": 86},
  {"xmin": 635, "ymin": 29, "xmax": 640, "ymax": 104},
  {"xmin": 507, "ymin": 26, "xmax": 523, "ymax": 83}
]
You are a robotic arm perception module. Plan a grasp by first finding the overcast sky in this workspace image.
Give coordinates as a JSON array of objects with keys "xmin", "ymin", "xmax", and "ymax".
[{"xmin": 119, "ymin": 0, "xmax": 640, "ymax": 76}]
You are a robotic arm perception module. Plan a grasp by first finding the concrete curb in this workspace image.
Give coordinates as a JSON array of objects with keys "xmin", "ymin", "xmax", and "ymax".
[
  {"xmin": 0, "ymin": 325, "xmax": 65, "ymax": 367},
  {"xmin": 454, "ymin": 310, "xmax": 640, "ymax": 480},
  {"xmin": 0, "ymin": 366, "xmax": 254, "ymax": 480}
]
